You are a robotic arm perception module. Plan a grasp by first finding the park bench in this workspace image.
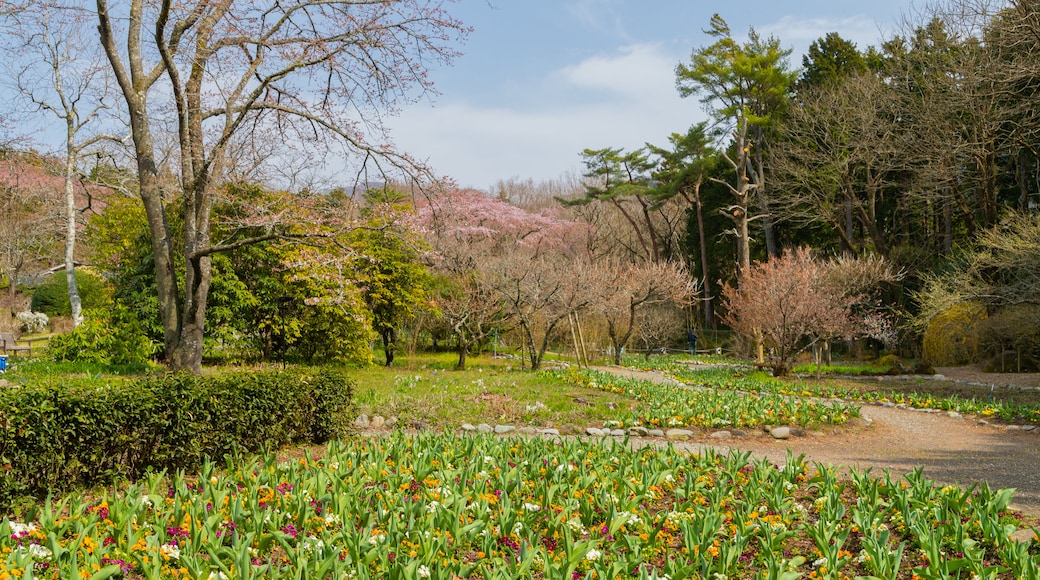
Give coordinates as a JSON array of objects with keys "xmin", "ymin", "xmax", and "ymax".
[{"xmin": 0, "ymin": 333, "xmax": 34, "ymax": 356}]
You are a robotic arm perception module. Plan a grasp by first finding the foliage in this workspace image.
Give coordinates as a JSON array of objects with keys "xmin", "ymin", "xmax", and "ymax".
[
  {"xmin": 14, "ymin": 311, "xmax": 48, "ymax": 334},
  {"xmin": 977, "ymin": 304, "xmax": 1040, "ymax": 371},
  {"xmin": 550, "ymin": 368, "xmax": 860, "ymax": 429},
  {"xmin": 2, "ymin": 433, "xmax": 1035, "ymax": 579},
  {"xmin": 44, "ymin": 308, "xmax": 156, "ymax": 367},
  {"xmin": 670, "ymin": 367, "xmax": 1040, "ymax": 425},
  {"xmin": 922, "ymin": 301, "xmax": 987, "ymax": 366},
  {"xmin": 350, "ymin": 200, "xmax": 432, "ymax": 366},
  {"xmin": 0, "ymin": 368, "xmax": 354, "ymax": 507},
  {"xmin": 29, "ymin": 269, "xmax": 112, "ymax": 317}
]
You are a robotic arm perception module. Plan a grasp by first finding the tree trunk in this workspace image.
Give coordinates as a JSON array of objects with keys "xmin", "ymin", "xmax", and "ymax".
[
  {"xmin": 63, "ymin": 139, "xmax": 82, "ymax": 327},
  {"xmin": 693, "ymin": 185, "xmax": 714, "ymax": 328},
  {"xmin": 455, "ymin": 339, "xmax": 468, "ymax": 370},
  {"xmin": 382, "ymin": 327, "xmax": 395, "ymax": 366}
]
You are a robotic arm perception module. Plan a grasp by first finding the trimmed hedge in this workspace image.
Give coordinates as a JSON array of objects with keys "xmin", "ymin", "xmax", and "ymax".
[{"xmin": 0, "ymin": 368, "xmax": 354, "ymax": 508}]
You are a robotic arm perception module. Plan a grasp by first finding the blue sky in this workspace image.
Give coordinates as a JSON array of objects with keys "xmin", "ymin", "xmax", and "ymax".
[{"xmin": 386, "ymin": 0, "xmax": 916, "ymax": 190}]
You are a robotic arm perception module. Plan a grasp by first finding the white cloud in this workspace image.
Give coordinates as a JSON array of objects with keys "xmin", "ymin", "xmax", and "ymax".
[
  {"xmin": 386, "ymin": 44, "xmax": 702, "ymax": 189},
  {"xmin": 757, "ymin": 15, "xmax": 890, "ymax": 52},
  {"xmin": 554, "ymin": 44, "xmax": 679, "ymax": 105}
]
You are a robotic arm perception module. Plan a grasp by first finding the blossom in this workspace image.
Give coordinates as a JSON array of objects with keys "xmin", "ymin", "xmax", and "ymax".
[
  {"xmin": 161, "ymin": 543, "xmax": 181, "ymax": 560},
  {"xmin": 585, "ymin": 548, "xmax": 602, "ymax": 561},
  {"xmin": 417, "ymin": 565, "xmax": 431, "ymax": 578}
]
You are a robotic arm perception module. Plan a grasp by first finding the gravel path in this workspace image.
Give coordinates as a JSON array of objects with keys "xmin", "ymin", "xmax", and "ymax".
[{"xmin": 604, "ymin": 366, "xmax": 1040, "ymax": 517}]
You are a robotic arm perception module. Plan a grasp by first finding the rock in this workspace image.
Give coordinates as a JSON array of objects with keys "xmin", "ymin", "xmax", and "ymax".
[
  {"xmin": 648, "ymin": 429, "xmax": 665, "ymax": 437},
  {"xmin": 977, "ymin": 419, "xmax": 990, "ymax": 426},
  {"xmin": 628, "ymin": 427, "xmax": 649, "ymax": 437},
  {"xmin": 410, "ymin": 420, "xmax": 429, "ymax": 431},
  {"xmin": 573, "ymin": 397, "xmax": 591, "ymax": 405},
  {"xmin": 882, "ymin": 402, "xmax": 896, "ymax": 408},
  {"xmin": 610, "ymin": 429, "xmax": 625, "ymax": 437},
  {"xmin": 370, "ymin": 415, "xmax": 385, "ymax": 428},
  {"xmin": 461, "ymin": 423, "xmax": 477, "ymax": 432},
  {"xmin": 518, "ymin": 426, "xmax": 537, "ymax": 434},
  {"xmin": 730, "ymin": 430, "xmax": 747, "ymax": 437},
  {"xmin": 665, "ymin": 429, "xmax": 693, "ymax": 441},
  {"xmin": 537, "ymin": 428, "xmax": 560, "ymax": 436},
  {"xmin": 710, "ymin": 430, "xmax": 732, "ymax": 439},
  {"xmin": 946, "ymin": 411, "xmax": 962, "ymax": 419},
  {"xmin": 790, "ymin": 428, "xmax": 806, "ymax": 437},
  {"xmin": 494, "ymin": 425, "xmax": 516, "ymax": 434},
  {"xmin": 1005, "ymin": 425, "xmax": 1022, "ymax": 431},
  {"xmin": 560, "ymin": 425, "xmax": 580, "ymax": 435},
  {"xmin": 770, "ymin": 427, "xmax": 791, "ymax": 440},
  {"xmin": 585, "ymin": 427, "xmax": 605, "ymax": 436},
  {"xmin": 354, "ymin": 414, "xmax": 370, "ymax": 428},
  {"xmin": 476, "ymin": 423, "xmax": 493, "ymax": 433},
  {"xmin": 385, "ymin": 417, "xmax": 397, "ymax": 428},
  {"xmin": 1020, "ymin": 424, "xmax": 1036, "ymax": 431}
]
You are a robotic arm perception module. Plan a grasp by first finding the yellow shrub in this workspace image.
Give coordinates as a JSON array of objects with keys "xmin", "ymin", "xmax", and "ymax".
[{"xmin": 922, "ymin": 301, "xmax": 987, "ymax": 366}]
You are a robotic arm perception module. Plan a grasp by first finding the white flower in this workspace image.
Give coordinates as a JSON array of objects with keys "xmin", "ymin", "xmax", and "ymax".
[
  {"xmin": 27, "ymin": 544, "xmax": 52, "ymax": 559},
  {"xmin": 301, "ymin": 536, "xmax": 325, "ymax": 553},
  {"xmin": 417, "ymin": 564, "xmax": 431, "ymax": 578},
  {"xmin": 426, "ymin": 501, "xmax": 440, "ymax": 513},
  {"xmin": 513, "ymin": 521, "xmax": 524, "ymax": 534},
  {"xmin": 161, "ymin": 544, "xmax": 181, "ymax": 560},
  {"xmin": 8, "ymin": 521, "xmax": 36, "ymax": 535},
  {"xmin": 812, "ymin": 557, "xmax": 827, "ymax": 568},
  {"xmin": 325, "ymin": 513, "xmax": 342, "ymax": 527},
  {"xmin": 585, "ymin": 548, "xmax": 602, "ymax": 561},
  {"xmin": 368, "ymin": 534, "xmax": 386, "ymax": 545},
  {"xmin": 208, "ymin": 572, "xmax": 228, "ymax": 580},
  {"xmin": 484, "ymin": 456, "xmax": 495, "ymax": 464},
  {"xmin": 523, "ymin": 503, "xmax": 541, "ymax": 512}
]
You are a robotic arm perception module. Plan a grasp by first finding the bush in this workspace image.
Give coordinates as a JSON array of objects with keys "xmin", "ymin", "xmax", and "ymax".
[
  {"xmin": 29, "ymin": 269, "xmax": 112, "ymax": 317},
  {"xmin": 0, "ymin": 368, "xmax": 355, "ymax": 508},
  {"xmin": 46, "ymin": 307, "xmax": 156, "ymax": 366},
  {"xmin": 15, "ymin": 311, "xmax": 48, "ymax": 334},
  {"xmin": 922, "ymin": 301, "xmax": 986, "ymax": 366}
]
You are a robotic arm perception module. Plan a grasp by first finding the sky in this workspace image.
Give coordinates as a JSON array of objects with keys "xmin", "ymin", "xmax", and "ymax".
[{"xmin": 384, "ymin": 0, "xmax": 918, "ymax": 191}]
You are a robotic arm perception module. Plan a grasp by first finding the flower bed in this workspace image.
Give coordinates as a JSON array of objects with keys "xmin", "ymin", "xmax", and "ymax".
[
  {"xmin": 2, "ymin": 433, "xmax": 1036, "ymax": 579},
  {"xmin": 549, "ymin": 369, "xmax": 860, "ymax": 429}
]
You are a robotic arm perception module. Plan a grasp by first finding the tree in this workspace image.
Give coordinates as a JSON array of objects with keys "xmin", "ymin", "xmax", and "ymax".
[
  {"xmin": 92, "ymin": 0, "xmax": 467, "ymax": 372},
  {"xmin": 722, "ymin": 247, "xmax": 895, "ymax": 376},
  {"xmin": 350, "ymin": 195, "xmax": 431, "ymax": 366},
  {"xmin": 676, "ymin": 14, "xmax": 796, "ymax": 271},
  {"xmin": 0, "ymin": 154, "xmax": 63, "ymax": 297},
  {"xmin": 6, "ymin": 5, "xmax": 117, "ymax": 327},
  {"xmin": 413, "ymin": 188, "xmax": 590, "ymax": 370},
  {"xmin": 798, "ymin": 32, "xmax": 868, "ymax": 89},
  {"xmin": 646, "ymin": 123, "xmax": 719, "ymax": 327},
  {"xmin": 588, "ymin": 259, "xmax": 697, "ymax": 365}
]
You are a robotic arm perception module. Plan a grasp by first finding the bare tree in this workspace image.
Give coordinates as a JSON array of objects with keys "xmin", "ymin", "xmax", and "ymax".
[
  {"xmin": 6, "ymin": 5, "xmax": 119, "ymax": 326},
  {"xmin": 588, "ymin": 258, "xmax": 697, "ymax": 365},
  {"xmin": 92, "ymin": 0, "xmax": 468, "ymax": 372}
]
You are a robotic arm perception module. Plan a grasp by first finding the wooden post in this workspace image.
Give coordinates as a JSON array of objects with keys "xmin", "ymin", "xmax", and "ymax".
[
  {"xmin": 575, "ymin": 312, "xmax": 590, "ymax": 368},
  {"xmin": 568, "ymin": 313, "xmax": 582, "ymax": 367}
]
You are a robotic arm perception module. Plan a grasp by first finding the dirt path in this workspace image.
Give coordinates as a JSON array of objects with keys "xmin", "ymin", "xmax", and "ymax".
[{"xmin": 603, "ymin": 366, "xmax": 1040, "ymax": 517}]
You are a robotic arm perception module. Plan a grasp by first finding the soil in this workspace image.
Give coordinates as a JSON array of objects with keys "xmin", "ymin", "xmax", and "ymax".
[{"xmin": 614, "ymin": 364, "xmax": 1040, "ymax": 518}]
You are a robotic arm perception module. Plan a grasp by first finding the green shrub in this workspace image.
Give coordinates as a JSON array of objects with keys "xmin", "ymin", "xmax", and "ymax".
[
  {"xmin": 0, "ymin": 368, "xmax": 355, "ymax": 508},
  {"xmin": 922, "ymin": 301, "xmax": 986, "ymax": 366},
  {"xmin": 29, "ymin": 269, "xmax": 112, "ymax": 317},
  {"xmin": 46, "ymin": 307, "xmax": 156, "ymax": 365}
]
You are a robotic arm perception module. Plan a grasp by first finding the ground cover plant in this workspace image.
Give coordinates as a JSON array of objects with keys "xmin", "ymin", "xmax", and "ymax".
[
  {"xmin": 2, "ymin": 432, "xmax": 1037, "ymax": 579},
  {"xmin": 667, "ymin": 368, "xmax": 1040, "ymax": 425},
  {"xmin": 549, "ymin": 368, "xmax": 860, "ymax": 429},
  {"xmin": 350, "ymin": 353, "xmax": 633, "ymax": 430}
]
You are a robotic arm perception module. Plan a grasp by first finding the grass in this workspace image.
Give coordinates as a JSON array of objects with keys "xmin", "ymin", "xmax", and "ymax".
[{"xmin": 350, "ymin": 352, "xmax": 633, "ymax": 430}]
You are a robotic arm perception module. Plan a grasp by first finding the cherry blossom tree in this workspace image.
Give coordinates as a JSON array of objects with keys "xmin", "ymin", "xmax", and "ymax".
[{"xmin": 413, "ymin": 188, "xmax": 591, "ymax": 370}]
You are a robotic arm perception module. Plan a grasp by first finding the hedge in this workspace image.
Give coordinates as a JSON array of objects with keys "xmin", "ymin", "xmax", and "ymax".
[{"xmin": 0, "ymin": 368, "xmax": 354, "ymax": 508}]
